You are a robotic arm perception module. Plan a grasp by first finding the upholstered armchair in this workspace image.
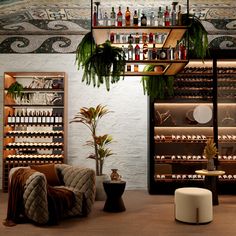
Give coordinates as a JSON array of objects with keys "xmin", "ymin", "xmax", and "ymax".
[{"xmin": 9, "ymin": 164, "xmax": 96, "ymax": 225}]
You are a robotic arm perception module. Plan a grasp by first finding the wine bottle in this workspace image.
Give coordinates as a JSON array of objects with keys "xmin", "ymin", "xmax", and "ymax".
[
  {"xmin": 24, "ymin": 110, "xmax": 29, "ymax": 123},
  {"xmin": 164, "ymin": 6, "xmax": 170, "ymax": 26},
  {"xmin": 177, "ymin": 5, "xmax": 182, "ymax": 25},
  {"xmin": 117, "ymin": 6, "xmax": 123, "ymax": 27},
  {"xmin": 37, "ymin": 111, "xmax": 42, "ymax": 123},
  {"xmin": 50, "ymin": 112, "xmax": 55, "ymax": 123},
  {"xmin": 42, "ymin": 111, "xmax": 46, "ymax": 123},
  {"xmin": 20, "ymin": 110, "xmax": 25, "ymax": 123},
  {"xmin": 46, "ymin": 111, "xmax": 51, "ymax": 123},
  {"xmin": 133, "ymin": 10, "xmax": 139, "ymax": 26},
  {"xmin": 28, "ymin": 111, "xmax": 33, "ymax": 123},
  {"xmin": 12, "ymin": 111, "xmax": 16, "ymax": 124},
  {"xmin": 15, "ymin": 111, "xmax": 20, "ymax": 123},
  {"xmin": 54, "ymin": 112, "xmax": 59, "ymax": 123},
  {"xmin": 58, "ymin": 113, "xmax": 63, "ymax": 123},
  {"xmin": 125, "ymin": 7, "xmax": 131, "ymax": 26},
  {"xmin": 110, "ymin": 7, "xmax": 116, "ymax": 26},
  {"xmin": 33, "ymin": 111, "xmax": 37, "ymax": 123}
]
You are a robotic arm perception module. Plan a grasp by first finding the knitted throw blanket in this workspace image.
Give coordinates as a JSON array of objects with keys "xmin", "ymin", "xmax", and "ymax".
[{"xmin": 3, "ymin": 168, "xmax": 75, "ymax": 226}]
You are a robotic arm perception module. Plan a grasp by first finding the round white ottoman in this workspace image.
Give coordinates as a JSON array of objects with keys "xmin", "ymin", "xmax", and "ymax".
[{"xmin": 175, "ymin": 187, "xmax": 213, "ymax": 224}]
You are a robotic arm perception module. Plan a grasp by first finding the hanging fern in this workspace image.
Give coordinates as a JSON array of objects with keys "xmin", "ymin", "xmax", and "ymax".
[
  {"xmin": 82, "ymin": 40, "xmax": 126, "ymax": 91},
  {"xmin": 141, "ymin": 65, "xmax": 174, "ymax": 100}
]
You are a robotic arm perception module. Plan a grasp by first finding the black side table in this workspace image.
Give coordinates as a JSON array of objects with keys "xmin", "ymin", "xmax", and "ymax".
[{"xmin": 103, "ymin": 180, "xmax": 126, "ymax": 212}]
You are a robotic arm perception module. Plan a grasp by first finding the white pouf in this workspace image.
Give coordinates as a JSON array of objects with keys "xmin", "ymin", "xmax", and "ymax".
[{"xmin": 174, "ymin": 187, "xmax": 213, "ymax": 224}]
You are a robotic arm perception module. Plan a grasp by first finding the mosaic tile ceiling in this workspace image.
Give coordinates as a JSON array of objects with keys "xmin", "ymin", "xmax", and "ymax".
[{"xmin": 0, "ymin": 0, "xmax": 235, "ymax": 53}]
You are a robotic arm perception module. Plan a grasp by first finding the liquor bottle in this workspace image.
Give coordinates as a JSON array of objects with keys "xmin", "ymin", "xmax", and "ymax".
[
  {"xmin": 159, "ymin": 48, "xmax": 167, "ymax": 60},
  {"xmin": 141, "ymin": 13, "xmax": 147, "ymax": 26},
  {"xmin": 150, "ymin": 11, "xmax": 155, "ymax": 26},
  {"xmin": 142, "ymin": 32, "xmax": 147, "ymax": 43},
  {"xmin": 175, "ymin": 40, "xmax": 180, "ymax": 60},
  {"xmin": 103, "ymin": 12, "xmax": 108, "ymax": 26},
  {"xmin": 58, "ymin": 113, "xmax": 63, "ymax": 123},
  {"xmin": 110, "ymin": 7, "xmax": 116, "ymax": 26},
  {"xmin": 15, "ymin": 111, "xmax": 20, "ymax": 123},
  {"xmin": 135, "ymin": 32, "xmax": 140, "ymax": 44},
  {"xmin": 133, "ymin": 10, "xmax": 139, "ymax": 26},
  {"xmin": 149, "ymin": 32, "xmax": 154, "ymax": 43},
  {"xmin": 134, "ymin": 64, "xmax": 139, "ymax": 72},
  {"xmin": 164, "ymin": 6, "xmax": 170, "ymax": 26},
  {"xmin": 93, "ymin": 6, "xmax": 97, "ymax": 26},
  {"xmin": 127, "ymin": 64, "xmax": 131, "ymax": 72},
  {"xmin": 54, "ymin": 112, "xmax": 59, "ymax": 123},
  {"xmin": 177, "ymin": 5, "xmax": 182, "ymax": 25},
  {"xmin": 143, "ymin": 42, "xmax": 148, "ymax": 60},
  {"xmin": 12, "ymin": 111, "xmax": 16, "ymax": 123},
  {"xmin": 157, "ymin": 7, "xmax": 164, "ymax": 26},
  {"xmin": 117, "ymin": 6, "xmax": 123, "ymax": 27},
  {"xmin": 135, "ymin": 44, "xmax": 140, "ymax": 60},
  {"xmin": 167, "ymin": 46, "xmax": 174, "ymax": 60},
  {"xmin": 128, "ymin": 34, "xmax": 134, "ymax": 44},
  {"xmin": 171, "ymin": 2, "xmax": 178, "ymax": 26},
  {"xmin": 128, "ymin": 43, "xmax": 133, "ymax": 60},
  {"xmin": 152, "ymin": 44, "xmax": 157, "ymax": 59},
  {"xmin": 125, "ymin": 7, "xmax": 131, "ymax": 26}
]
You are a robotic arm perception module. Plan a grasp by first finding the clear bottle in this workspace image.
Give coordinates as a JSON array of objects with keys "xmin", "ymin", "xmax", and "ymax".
[
  {"xmin": 133, "ymin": 10, "xmax": 139, "ymax": 26},
  {"xmin": 158, "ymin": 7, "xmax": 164, "ymax": 26},
  {"xmin": 171, "ymin": 2, "xmax": 178, "ymax": 26},
  {"xmin": 128, "ymin": 43, "xmax": 133, "ymax": 60},
  {"xmin": 103, "ymin": 12, "xmax": 108, "ymax": 26},
  {"xmin": 110, "ymin": 7, "xmax": 116, "ymax": 26},
  {"xmin": 125, "ymin": 7, "xmax": 131, "ymax": 26},
  {"xmin": 117, "ymin": 6, "xmax": 123, "ymax": 27},
  {"xmin": 150, "ymin": 11, "xmax": 155, "ymax": 26},
  {"xmin": 164, "ymin": 6, "xmax": 170, "ymax": 26}
]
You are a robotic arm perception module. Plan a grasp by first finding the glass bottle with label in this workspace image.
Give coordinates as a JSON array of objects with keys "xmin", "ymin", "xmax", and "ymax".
[
  {"xmin": 128, "ymin": 43, "xmax": 133, "ymax": 60},
  {"xmin": 164, "ymin": 6, "xmax": 170, "ymax": 26},
  {"xmin": 110, "ymin": 7, "xmax": 116, "ymax": 26},
  {"xmin": 133, "ymin": 10, "xmax": 139, "ymax": 26},
  {"xmin": 117, "ymin": 6, "xmax": 123, "ymax": 27},
  {"xmin": 150, "ymin": 11, "xmax": 155, "ymax": 26},
  {"xmin": 125, "ymin": 7, "xmax": 131, "ymax": 26},
  {"xmin": 93, "ymin": 6, "xmax": 97, "ymax": 26},
  {"xmin": 103, "ymin": 12, "xmax": 108, "ymax": 26},
  {"xmin": 135, "ymin": 44, "xmax": 140, "ymax": 60},
  {"xmin": 141, "ymin": 13, "xmax": 147, "ymax": 26},
  {"xmin": 143, "ymin": 42, "xmax": 148, "ymax": 60},
  {"xmin": 152, "ymin": 44, "xmax": 157, "ymax": 59},
  {"xmin": 128, "ymin": 34, "xmax": 134, "ymax": 44},
  {"xmin": 135, "ymin": 33, "xmax": 140, "ymax": 44},
  {"xmin": 177, "ymin": 5, "xmax": 182, "ymax": 25},
  {"xmin": 171, "ymin": 2, "xmax": 178, "ymax": 26},
  {"xmin": 149, "ymin": 32, "xmax": 154, "ymax": 43},
  {"xmin": 7, "ymin": 112, "xmax": 12, "ymax": 124},
  {"xmin": 158, "ymin": 7, "xmax": 164, "ymax": 26}
]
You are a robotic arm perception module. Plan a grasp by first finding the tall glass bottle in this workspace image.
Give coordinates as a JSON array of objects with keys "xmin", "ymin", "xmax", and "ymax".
[
  {"xmin": 177, "ymin": 5, "xmax": 182, "ymax": 25},
  {"xmin": 164, "ymin": 6, "xmax": 170, "ymax": 26},
  {"xmin": 171, "ymin": 2, "xmax": 178, "ymax": 26},
  {"xmin": 125, "ymin": 7, "xmax": 131, "ymax": 26},
  {"xmin": 128, "ymin": 43, "xmax": 133, "ymax": 60},
  {"xmin": 135, "ymin": 44, "xmax": 140, "ymax": 60},
  {"xmin": 141, "ymin": 13, "xmax": 147, "ymax": 26},
  {"xmin": 110, "ymin": 7, "xmax": 116, "ymax": 26},
  {"xmin": 117, "ymin": 6, "xmax": 123, "ymax": 27},
  {"xmin": 158, "ymin": 7, "xmax": 164, "ymax": 26},
  {"xmin": 143, "ymin": 42, "xmax": 148, "ymax": 60},
  {"xmin": 133, "ymin": 10, "xmax": 139, "ymax": 26},
  {"xmin": 103, "ymin": 12, "xmax": 108, "ymax": 26},
  {"xmin": 93, "ymin": 6, "xmax": 97, "ymax": 26},
  {"xmin": 150, "ymin": 11, "xmax": 155, "ymax": 26}
]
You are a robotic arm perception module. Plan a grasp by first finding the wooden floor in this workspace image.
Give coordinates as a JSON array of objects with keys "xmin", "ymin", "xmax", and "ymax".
[{"xmin": 1, "ymin": 190, "xmax": 236, "ymax": 236}]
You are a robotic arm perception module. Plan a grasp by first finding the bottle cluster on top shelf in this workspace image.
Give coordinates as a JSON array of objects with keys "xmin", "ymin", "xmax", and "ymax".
[{"xmin": 93, "ymin": 2, "xmax": 184, "ymax": 27}]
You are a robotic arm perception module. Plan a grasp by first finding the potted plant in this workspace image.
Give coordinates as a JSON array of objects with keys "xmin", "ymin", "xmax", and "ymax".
[
  {"xmin": 203, "ymin": 139, "xmax": 218, "ymax": 171},
  {"xmin": 76, "ymin": 32, "xmax": 126, "ymax": 91},
  {"xmin": 6, "ymin": 81, "xmax": 24, "ymax": 99},
  {"xmin": 70, "ymin": 104, "xmax": 115, "ymax": 200}
]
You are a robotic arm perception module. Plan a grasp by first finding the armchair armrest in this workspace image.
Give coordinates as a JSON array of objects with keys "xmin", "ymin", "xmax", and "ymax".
[{"xmin": 56, "ymin": 164, "xmax": 96, "ymax": 215}]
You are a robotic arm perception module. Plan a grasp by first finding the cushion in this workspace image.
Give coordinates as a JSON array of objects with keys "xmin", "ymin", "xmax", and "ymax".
[{"xmin": 30, "ymin": 164, "xmax": 61, "ymax": 186}]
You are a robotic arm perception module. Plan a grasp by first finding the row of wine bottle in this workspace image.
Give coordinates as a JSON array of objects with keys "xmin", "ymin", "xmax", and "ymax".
[
  {"xmin": 6, "ymin": 154, "xmax": 63, "ymax": 159},
  {"xmin": 7, "ymin": 111, "xmax": 63, "ymax": 124}
]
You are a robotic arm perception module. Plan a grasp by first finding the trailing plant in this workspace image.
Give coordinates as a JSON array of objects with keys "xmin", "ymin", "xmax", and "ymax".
[
  {"xmin": 183, "ymin": 13, "xmax": 209, "ymax": 60},
  {"xmin": 70, "ymin": 104, "xmax": 115, "ymax": 176},
  {"xmin": 7, "ymin": 81, "xmax": 24, "ymax": 99},
  {"xmin": 75, "ymin": 31, "xmax": 96, "ymax": 70},
  {"xmin": 141, "ymin": 65, "xmax": 174, "ymax": 100},
  {"xmin": 82, "ymin": 40, "xmax": 126, "ymax": 91}
]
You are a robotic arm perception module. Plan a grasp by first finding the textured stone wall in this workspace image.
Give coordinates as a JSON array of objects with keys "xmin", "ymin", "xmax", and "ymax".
[{"xmin": 0, "ymin": 54, "xmax": 147, "ymax": 190}]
